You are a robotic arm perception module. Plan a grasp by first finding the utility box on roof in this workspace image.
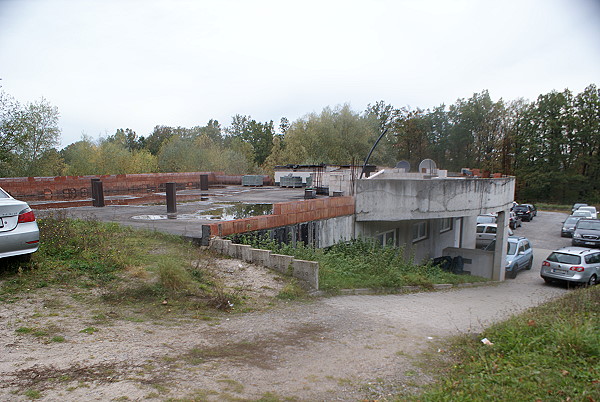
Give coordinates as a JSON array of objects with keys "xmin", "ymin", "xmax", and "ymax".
[{"xmin": 242, "ymin": 175, "xmax": 264, "ymax": 186}]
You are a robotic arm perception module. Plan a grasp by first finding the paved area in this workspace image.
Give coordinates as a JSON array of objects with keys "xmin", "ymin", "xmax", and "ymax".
[{"xmin": 35, "ymin": 186, "xmax": 308, "ymax": 237}]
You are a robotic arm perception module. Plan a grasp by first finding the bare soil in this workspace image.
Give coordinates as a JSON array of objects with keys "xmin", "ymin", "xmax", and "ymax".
[{"xmin": 0, "ymin": 212, "xmax": 570, "ymax": 401}]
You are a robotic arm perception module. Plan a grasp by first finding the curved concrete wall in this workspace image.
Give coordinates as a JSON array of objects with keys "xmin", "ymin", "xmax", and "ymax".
[{"xmin": 355, "ymin": 177, "xmax": 515, "ymax": 221}]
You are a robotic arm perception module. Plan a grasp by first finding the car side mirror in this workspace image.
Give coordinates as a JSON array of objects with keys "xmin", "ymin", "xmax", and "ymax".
[{"xmin": 518, "ymin": 251, "xmax": 525, "ymax": 255}]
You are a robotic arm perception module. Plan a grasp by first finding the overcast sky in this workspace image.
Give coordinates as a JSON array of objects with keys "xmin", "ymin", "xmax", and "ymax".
[{"xmin": 1, "ymin": 0, "xmax": 599, "ymax": 148}]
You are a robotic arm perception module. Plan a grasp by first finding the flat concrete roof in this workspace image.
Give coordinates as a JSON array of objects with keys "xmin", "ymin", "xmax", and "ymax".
[{"xmin": 35, "ymin": 186, "xmax": 310, "ymax": 238}]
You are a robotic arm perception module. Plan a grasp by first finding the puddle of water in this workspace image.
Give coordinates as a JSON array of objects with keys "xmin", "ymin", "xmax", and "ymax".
[
  {"xmin": 131, "ymin": 203, "xmax": 273, "ymax": 221},
  {"xmin": 196, "ymin": 203, "xmax": 273, "ymax": 220}
]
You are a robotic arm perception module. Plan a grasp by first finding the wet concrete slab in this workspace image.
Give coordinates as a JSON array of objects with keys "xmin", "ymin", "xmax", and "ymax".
[{"xmin": 34, "ymin": 186, "xmax": 311, "ymax": 238}]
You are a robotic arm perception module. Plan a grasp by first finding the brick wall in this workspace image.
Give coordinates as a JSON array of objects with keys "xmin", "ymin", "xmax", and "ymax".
[
  {"xmin": 0, "ymin": 172, "xmax": 273, "ymax": 198},
  {"xmin": 208, "ymin": 196, "xmax": 355, "ymax": 237}
]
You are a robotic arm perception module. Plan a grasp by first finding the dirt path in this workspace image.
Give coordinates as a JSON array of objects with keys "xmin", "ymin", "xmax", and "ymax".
[{"xmin": 0, "ymin": 213, "xmax": 570, "ymax": 401}]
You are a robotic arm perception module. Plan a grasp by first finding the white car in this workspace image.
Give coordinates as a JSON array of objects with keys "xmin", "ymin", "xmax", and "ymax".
[
  {"xmin": 0, "ymin": 187, "xmax": 40, "ymax": 261},
  {"xmin": 476, "ymin": 223, "xmax": 514, "ymax": 248},
  {"xmin": 576, "ymin": 206, "xmax": 597, "ymax": 219}
]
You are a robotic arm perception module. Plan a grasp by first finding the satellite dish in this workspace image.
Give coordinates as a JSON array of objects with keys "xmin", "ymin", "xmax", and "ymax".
[
  {"xmin": 395, "ymin": 160, "xmax": 411, "ymax": 171},
  {"xmin": 418, "ymin": 159, "xmax": 438, "ymax": 174}
]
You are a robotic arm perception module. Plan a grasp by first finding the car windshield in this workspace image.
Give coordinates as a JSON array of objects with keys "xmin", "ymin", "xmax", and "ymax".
[
  {"xmin": 546, "ymin": 252, "xmax": 581, "ymax": 265},
  {"xmin": 573, "ymin": 211, "xmax": 591, "ymax": 217},
  {"xmin": 0, "ymin": 188, "xmax": 9, "ymax": 198},
  {"xmin": 576, "ymin": 220, "xmax": 600, "ymax": 230},
  {"xmin": 507, "ymin": 242, "xmax": 518, "ymax": 255},
  {"xmin": 514, "ymin": 206, "xmax": 528, "ymax": 211},
  {"xmin": 565, "ymin": 217, "xmax": 581, "ymax": 225}
]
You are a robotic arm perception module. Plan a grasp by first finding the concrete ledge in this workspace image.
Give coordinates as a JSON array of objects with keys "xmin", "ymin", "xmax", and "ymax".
[{"xmin": 208, "ymin": 237, "xmax": 319, "ymax": 290}]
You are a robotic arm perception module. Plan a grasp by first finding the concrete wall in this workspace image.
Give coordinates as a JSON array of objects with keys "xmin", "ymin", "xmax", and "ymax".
[
  {"xmin": 316, "ymin": 215, "xmax": 354, "ymax": 248},
  {"xmin": 443, "ymin": 247, "xmax": 495, "ymax": 279},
  {"xmin": 355, "ymin": 176, "xmax": 515, "ymax": 221},
  {"xmin": 209, "ymin": 237, "xmax": 319, "ymax": 290}
]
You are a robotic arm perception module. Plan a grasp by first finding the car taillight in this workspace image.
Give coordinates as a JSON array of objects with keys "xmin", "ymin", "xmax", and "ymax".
[
  {"xmin": 542, "ymin": 261, "xmax": 551, "ymax": 267},
  {"xmin": 18, "ymin": 209, "xmax": 36, "ymax": 223},
  {"xmin": 570, "ymin": 266, "xmax": 585, "ymax": 272}
]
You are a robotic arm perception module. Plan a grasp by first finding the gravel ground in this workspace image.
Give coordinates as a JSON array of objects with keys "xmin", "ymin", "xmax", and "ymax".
[{"xmin": 0, "ymin": 211, "xmax": 572, "ymax": 401}]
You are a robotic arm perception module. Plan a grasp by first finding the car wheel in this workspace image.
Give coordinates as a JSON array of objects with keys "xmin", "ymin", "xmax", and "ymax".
[
  {"xmin": 587, "ymin": 275, "xmax": 598, "ymax": 286},
  {"xmin": 525, "ymin": 260, "xmax": 532, "ymax": 270}
]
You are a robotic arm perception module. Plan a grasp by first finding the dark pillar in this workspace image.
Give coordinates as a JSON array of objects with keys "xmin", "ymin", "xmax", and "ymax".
[
  {"xmin": 91, "ymin": 179, "xmax": 105, "ymax": 207},
  {"xmin": 166, "ymin": 182, "xmax": 177, "ymax": 215},
  {"xmin": 200, "ymin": 174, "xmax": 209, "ymax": 191}
]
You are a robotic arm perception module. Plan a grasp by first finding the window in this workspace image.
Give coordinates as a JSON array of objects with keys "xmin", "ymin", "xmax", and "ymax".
[
  {"xmin": 412, "ymin": 221, "xmax": 428, "ymax": 242},
  {"xmin": 440, "ymin": 218, "xmax": 453, "ymax": 233},
  {"xmin": 376, "ymin": 230, "xmax": 396, "ymax": 246}
]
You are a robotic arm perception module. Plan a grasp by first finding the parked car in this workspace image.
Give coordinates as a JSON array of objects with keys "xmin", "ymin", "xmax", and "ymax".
[
  {"xmin": 540, "ymin": 246, "xmax": 600, "ymax": 286},
  {"xmin": 513, "ymin": 204, "xmax": 534, "ymax": 222},
  {"xmin": 476, "ymin": 223, "xmax": 514, "ymax": 249},
  {"xmin": 572, "ymin": 219, "xmax": 600, "ymax": 248},
  {"xmin": 505, "ymin": 236, "xmax": 533, "ymax": 278},
  {"xmin": 0, "ymin": 187, "xmax": 40, "ymax": 261},
  {"xmin": 572, "ymin": 210, "xmax": 594, "ymax": 219},
  {"xmin": 483, "ymin": 235, "xmax": 533, "ymax": 278},
  {"xmin": 572, "ymin": 203, "xmax": 588, "ymax": 214},
  {"xmin": 509, "ymin": 211, "xmax": 522, "ymax": 230},
  {"xmin": 477, "ymin": 214, "xmax": 497, "ymax": 224},
  {"xmin": 523, "ymin": 203, "xmax": 537, "ymax": 217},
  {"xmin": 561, "ymin": 215, "xmax": 582, "ymax": 237},
  {"xmin": 576, "ymin": 205, "xmax": 597, "ymax": 219}
]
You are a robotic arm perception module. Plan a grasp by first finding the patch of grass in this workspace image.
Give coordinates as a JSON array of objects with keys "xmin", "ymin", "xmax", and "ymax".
[
  {"xmin": 15, "ymin": 326, "xmax": 34, "ymax": 334},
  {"xmin": 409, "ymin": 286, "xmax": 600, "ymax": 401},
  {"xmin": 50, "ymin": 336, "xmax": 65, "ymax": 343},
  {"xmin": 1, "ymin": 214, "xmax": 281, "ymax": 318},
  {"xmin": 234, "ymin": 236, "xmax": 487, "ymax": 291},
  {"xmin": 23, "ymin": 389, "xmax": 42, "ymax": 399},
  {"xmin": 79, "ymin": 327, "xmax": 98, "ymax": 334},
  {"xmin": 535, "ymin": 203, "xmax": 572, "ymax": 213},
  {"xmin": 276, "ymin": 281, "xmax": 305, "ymax": 300}
]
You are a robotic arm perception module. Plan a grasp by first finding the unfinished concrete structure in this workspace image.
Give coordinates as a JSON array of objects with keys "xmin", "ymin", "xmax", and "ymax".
[
  {"xmin": 354, "ymin": 169, "xmax": 515, "ymax": 281},
  {"xmin": 206, "ymin": 168, "xmax": 515, "ymax": 282}
]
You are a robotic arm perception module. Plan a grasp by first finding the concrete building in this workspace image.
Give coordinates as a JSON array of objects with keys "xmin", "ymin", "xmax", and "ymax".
[{"xmin": 354, "ymin": 169, "xmax": 515, "ymax": 281}]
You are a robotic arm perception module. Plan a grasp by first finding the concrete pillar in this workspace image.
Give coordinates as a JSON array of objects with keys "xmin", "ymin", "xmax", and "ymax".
[{"xmin": 492, "ymin": 210, "xmax": 509, "ymax": 281}]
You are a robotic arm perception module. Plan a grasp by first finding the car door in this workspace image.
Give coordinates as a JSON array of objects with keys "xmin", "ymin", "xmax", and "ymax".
[
  {"xmin": 521, "ymin": 240, "xmax": 533, "ymax": 269},
  {"xmin": 514, "ymin": 241, "xmax": 526, "ymax": 271}
]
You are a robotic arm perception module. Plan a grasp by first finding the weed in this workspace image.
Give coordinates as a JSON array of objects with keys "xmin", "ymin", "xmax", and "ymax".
[
  {"xmin": 23, "ymin": 389, "xmax": 42, "ymax": 399},
  {"xmin": 79, "ymin": 327, "xmax": 98, "ymax": 334},
  {"xmin": 15, "ymin": 327, "xmax": 34, "ymax": 334},
  {"xmin": 276, "ymin": 281, "xmax": 305, "ymax": 300},
  {"xmin": 50, "ymin": 336, "xmax": 65, "ymax": 343}
]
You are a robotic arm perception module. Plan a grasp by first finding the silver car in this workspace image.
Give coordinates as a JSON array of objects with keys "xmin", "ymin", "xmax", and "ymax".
[
  {"xmin": 540, "ymin": 247, "xmax": 600, "ymax": 286},
  {"xmin": 0, "ymin": 187, "xmax": 40, "ymax": 261}
]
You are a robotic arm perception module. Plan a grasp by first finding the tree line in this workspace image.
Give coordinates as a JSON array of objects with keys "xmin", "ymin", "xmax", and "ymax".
[{"xmin": 0, "ymin": 84, "xmax": 598, "ymax": 203}]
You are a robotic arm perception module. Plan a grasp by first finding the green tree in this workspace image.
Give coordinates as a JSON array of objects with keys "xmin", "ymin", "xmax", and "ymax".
[{"xmin": 280, "ymin": 104, "xmax": 375, "ymax": 165}]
